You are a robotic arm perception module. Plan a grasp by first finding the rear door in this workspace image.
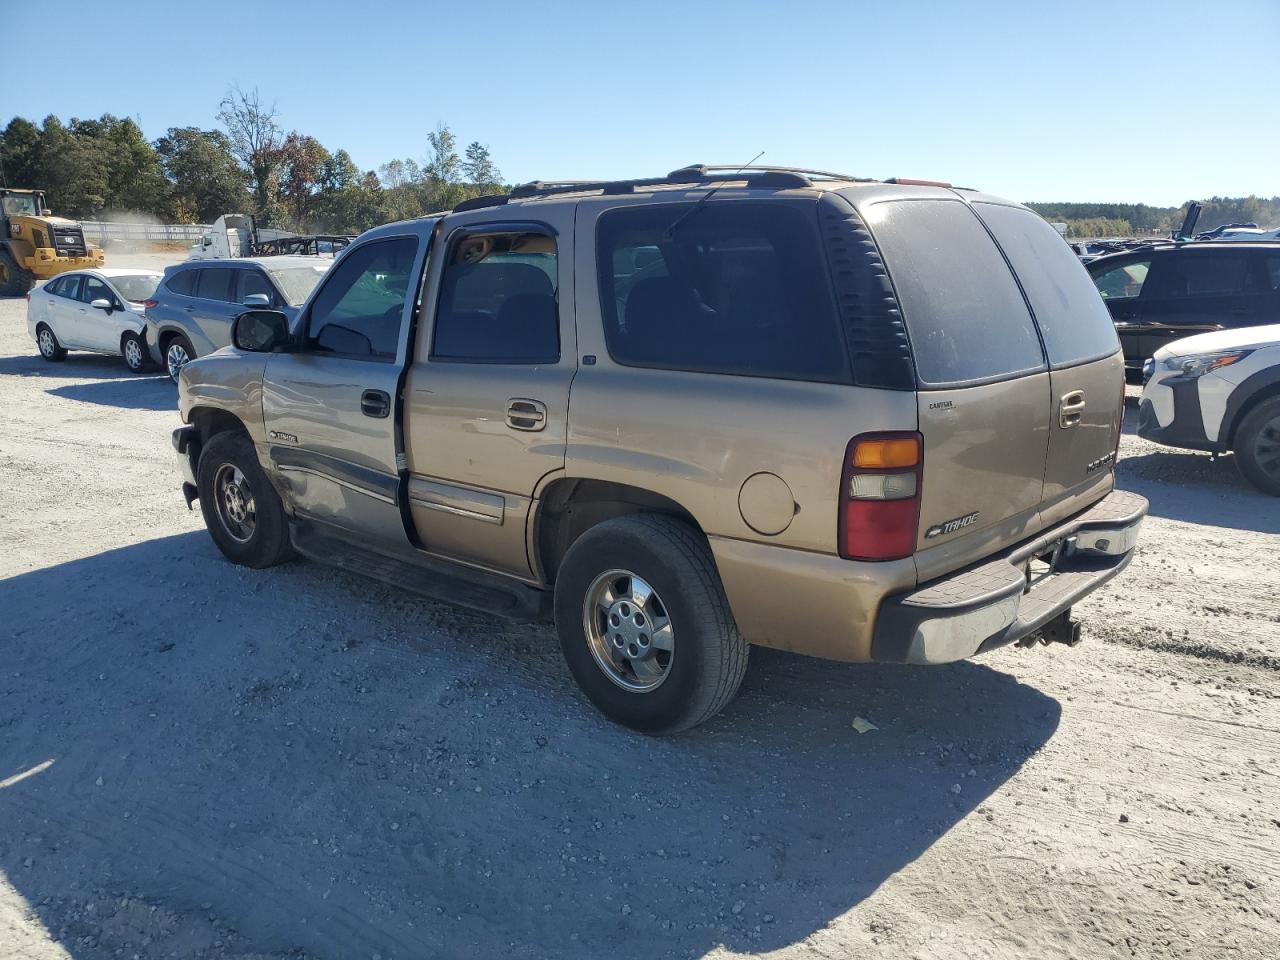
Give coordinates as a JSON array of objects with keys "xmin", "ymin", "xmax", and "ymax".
[
  {"xmin": 1138, "ymin": 250, "xmax": 1259, "ymax": 358},
  {"xmin": 1088, "ymin": 254, "xmax": 1152, "ymax": 368},
  {"xmin": 191, "ymin": 267, "xmax": 238, "ymax": 351},
  {"xmin": 402, "ymin": 210, "xmax": 576, "ymax": 578},
  {"xmin": 859, "ymin": 197, "xmax": 1053, "ymax": 577},
  {"xmin": 973, "ymin": 202, "xmax": 1124, "ymax": 526}
]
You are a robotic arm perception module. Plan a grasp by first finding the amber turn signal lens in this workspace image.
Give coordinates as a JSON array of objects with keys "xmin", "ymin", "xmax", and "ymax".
[{"xmin": 851, "ymin": 437, "xmax": 920, "ymax": 469}]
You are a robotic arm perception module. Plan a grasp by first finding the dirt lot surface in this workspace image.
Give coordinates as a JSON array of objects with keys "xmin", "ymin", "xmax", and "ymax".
[{"xmin": 1, "ymin": 253, "xmax": 1277, "ymax": 959}]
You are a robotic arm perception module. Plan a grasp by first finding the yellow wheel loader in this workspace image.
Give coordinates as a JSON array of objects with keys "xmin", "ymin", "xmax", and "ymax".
[{"xmin": 0, "ymin": 189, "xmax": 105, "ymax": 296}]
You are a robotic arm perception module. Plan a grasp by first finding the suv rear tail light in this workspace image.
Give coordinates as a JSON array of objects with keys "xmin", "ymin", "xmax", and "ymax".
[
  {"xmin": 142, "ymin": 298, "xmax": 159, "ymax": 309},
  {"xmin": 839, "ymin": 432, "xmax": 923, "ymax": 561}
]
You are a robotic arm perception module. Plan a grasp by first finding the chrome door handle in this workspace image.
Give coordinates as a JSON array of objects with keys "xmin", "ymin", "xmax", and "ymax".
[
  {"xmin": 1059, "ymin": 390, "xmax": 1086, "ymax": 428},
  {"xmin": 506, "ymin": 398, "xmax": 547, "ymax": 431}
]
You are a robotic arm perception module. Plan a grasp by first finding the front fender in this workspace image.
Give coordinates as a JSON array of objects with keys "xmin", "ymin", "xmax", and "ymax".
[{"xmin": 178, "ymin": 349, "xmax": 270, "ymax": 444}]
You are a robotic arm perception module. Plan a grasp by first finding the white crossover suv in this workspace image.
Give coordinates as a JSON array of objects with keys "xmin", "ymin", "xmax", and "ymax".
[{"xmin": 1139, "ymin": 324, "xmax": 1280, "ymax": 495}]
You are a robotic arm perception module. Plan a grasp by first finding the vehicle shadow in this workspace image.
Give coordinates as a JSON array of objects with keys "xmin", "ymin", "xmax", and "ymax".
[
  {"xmin": 46, "ymin": 376, "xmax": 174, "ymax": 411},
  {"xmin": 0, "ymin": 352, "xmax": 150, "ymax": 381},
  {"xmin": 0, "ymin": 533, "xmax": 1060, "ymax": 960}
]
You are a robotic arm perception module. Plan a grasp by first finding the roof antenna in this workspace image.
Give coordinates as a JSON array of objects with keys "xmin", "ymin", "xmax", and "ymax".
[{"xmin": 662, "ymin": 150, "xmax": 764, "ymax": 241}]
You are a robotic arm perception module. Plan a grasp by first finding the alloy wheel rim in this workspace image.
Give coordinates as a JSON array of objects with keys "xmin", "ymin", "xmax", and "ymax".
[
  {"xmin": 582, "ymin": 569, "xmax": 675, "ymax": 692},
  {"xmin": 166, "ymin": 343, "xmax": 189, "ymax": 380},
  {"xmin": 124, "ymin": 339, "xmax": 142, "ymax": 368},
  {"xmin": 38, "ymin": 329, "xmax": 55, "ymax": 357},
  {"xmin": 213, "ymin": 463, "xmax": 257, "ymax": 543},
  {"xmin": 1253, "ymin": 416, "xmax": 1280, "ymax": 479}
]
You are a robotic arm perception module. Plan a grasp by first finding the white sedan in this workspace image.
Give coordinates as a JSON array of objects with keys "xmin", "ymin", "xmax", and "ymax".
[{"xmin": 27, "ymin": 268, "xmax": 163, "ymax": 372}]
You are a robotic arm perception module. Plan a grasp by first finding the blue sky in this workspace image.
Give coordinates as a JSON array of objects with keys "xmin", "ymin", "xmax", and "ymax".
[{"xmin": 6, "ymin": 0, "xmax": 1277, "ymax": 205}]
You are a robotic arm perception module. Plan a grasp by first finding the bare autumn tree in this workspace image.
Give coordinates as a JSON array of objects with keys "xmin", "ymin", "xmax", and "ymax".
[{"xmin": 217, "ymin": 86, "xmax": 283, "ymax": 224}]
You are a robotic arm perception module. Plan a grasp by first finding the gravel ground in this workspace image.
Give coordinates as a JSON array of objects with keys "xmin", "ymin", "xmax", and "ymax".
[{"xmin": 1, "ymin": 253, "xmax": 1277, "ymax": 960}]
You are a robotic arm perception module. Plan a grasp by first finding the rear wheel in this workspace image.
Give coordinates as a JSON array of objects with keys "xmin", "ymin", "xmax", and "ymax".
[
  {"xmin": 196, "ymin": 430, "xmax": 295, "ymax": 568},
  {"xmin": 0, "ymin": 247, "xmax": 35, "ymax": 297},
  {"xmin": 553, "ymin": 514, "xmax": 748, "ymax": 734},
  {"xmin": 1235, "ymin": 397, "xmax": 1280, "ymax": 497},
  {"xmin": 36, "ymin": 323, "xmax": 67, "ymax": 361},
  {"xmin": 163, "ymin": 334, "xmax": 195, "ymax": 382},
  {"xmin": 121, "ymin": 331, "xmax": 151, "ymax": 373}
]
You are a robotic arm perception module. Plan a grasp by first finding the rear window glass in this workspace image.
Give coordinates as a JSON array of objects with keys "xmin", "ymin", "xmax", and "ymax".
[
  {"xmin": 863, "ymin": 199, "xmax": 1044, "ymax": 386},
  {"xmin": 165, "ymin": 269, "xmax": 196, "ymax": 296},
  {"xmin": 596, "ymin": 202, "xmax": 849, "ymax": 382},
  {"xmin": 112, "ymin": 274, "xmax": 160, "ymax": 302},
  {"xmin": 974, "ymin": 203, "xmax": 1119, "ymax": 367}
]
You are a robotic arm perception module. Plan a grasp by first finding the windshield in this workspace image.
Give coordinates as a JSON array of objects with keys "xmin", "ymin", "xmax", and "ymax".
[
  {"xmin": 266, "ymin": 263, "xmax": 331, "ymax": 306},
  {"xmin": 2, "ymin": 194, "xmax": 39, "ymax": 217},
  {"xmin": 110, "ymin": 274, "xmax": 161, "ymax": 303}
]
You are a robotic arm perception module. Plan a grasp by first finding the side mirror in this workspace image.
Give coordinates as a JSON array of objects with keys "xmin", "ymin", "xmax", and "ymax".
[
  {"xmin": 241, "ymin": 293, "xmax": 271, "ymax": 308},
  {"xmin": 232, "ymin": 309, "xmax": 291, "ymax": 353},
  {"xmin": 40, "ymin": 208, "xmax": 52, "ymax": 216},
  {"xmin": 90, "ymin": 298, "xmax": 113, "ymax": 312}
]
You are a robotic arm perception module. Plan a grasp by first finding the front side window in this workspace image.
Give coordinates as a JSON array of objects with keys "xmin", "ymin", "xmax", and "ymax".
[
  {"xmin": 596, "ymin": 202, "xmax": 848, "ymax": 382},
  {"xmin": 307, "ymin": 237, "xmax": 418, "ymax": 360},
  {"xmin": 236, "ymin": 268, "xmax": 276, "ymax": 306},
  {"xmin": 432, "ymin": 231, "xmax": 559, "ymax": 363},
  {"xmin": 1091, "ymin": 259, "xmax": 1151, "ymax": 301},
  {"xmin": 1265, "ymin": 255, "xmax": 1280, "ymax": 292},
  {"xmin": 79, "ymin": 276, "xmax": 113, "ymax": 305}
]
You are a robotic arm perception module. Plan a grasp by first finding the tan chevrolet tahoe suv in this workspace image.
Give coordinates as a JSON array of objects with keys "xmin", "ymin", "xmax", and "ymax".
[{"xmin": 171, "ymin": 164, "xmax": 1147, "ymax": 733}]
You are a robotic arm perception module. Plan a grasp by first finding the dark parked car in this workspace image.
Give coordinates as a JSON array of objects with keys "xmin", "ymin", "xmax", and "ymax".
[
  {"xmin": 144, "ymin": 256, "xmax": 331, "ymax": 381},
  {"xmin": 1087, "ymin": 242, "xmax": 1280, "ymax": 374}
]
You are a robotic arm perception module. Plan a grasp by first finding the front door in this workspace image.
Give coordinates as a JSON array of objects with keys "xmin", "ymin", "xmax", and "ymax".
[
  {"xmin": 1090, "ymin": 254, "xmax": 1152, "ymax": 369},
  {"xmin": 262, "ymin": 232, "xmax": 428, "ymax": 545},
  {"xmin": 77, "ymin": 275, "xmax": 120, "ymax": 350},
  {"xmin": 402, "ymin": 210, "xmax": 577, "ymax": 579}
]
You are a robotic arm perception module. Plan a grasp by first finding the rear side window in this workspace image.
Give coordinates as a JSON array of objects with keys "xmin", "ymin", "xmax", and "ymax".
[
  {"xmin": 432, "ymin": 231, "xmax": 559, "ymax": 364},
  {"xmin": 863, "ymin": 199, "xmax": 1044, "ymax": 386},
  {"xmin": 47, "ymin": 276, "xmax": 77, "ymax": 298},
  {"xmin": 1265, "ymin": 255, "xmax": 1280, "ymax": 291},
  {"xmin": 166, "ymin": 269, "xmax": 197, "ymax": 297},
  {"xmin": 1147, "ymin": 254, "xmax": 1248, "ymax": 298},
  {"xmin": 596, "ymin": 202, "xmax": 849, "ymax": 382},
  {"xmin": 196, "ymin": 268, "xmax": 235, "ymax": 302},
  {"xmin": 974, "ymin": 203, "xmax": 1119, "ymax": 367}
]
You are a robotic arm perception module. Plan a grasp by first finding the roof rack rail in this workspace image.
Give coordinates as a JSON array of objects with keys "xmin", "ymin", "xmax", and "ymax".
[{"xmin": 451, "ymin": 164, "xmax": 871, "ymax": 212}]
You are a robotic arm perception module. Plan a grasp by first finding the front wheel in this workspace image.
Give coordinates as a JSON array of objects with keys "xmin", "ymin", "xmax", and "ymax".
[
  {"xmin": 196, "ymin": 431, "xmax": 295, "ymax": 568},
  {"xmin": 121, "ymin": 331, "xmax": 151, "ymax": 373},
  {"xmin": 1235, "ymin": 397, "xmax": 1280, "ymax": 497},
  {"xmin": 553, "ymin": 514, "xmax": 748, "ymax": 734},
  {"xmin": 36, "ymin": 323, "xmax": 67, "ymax": 362}
]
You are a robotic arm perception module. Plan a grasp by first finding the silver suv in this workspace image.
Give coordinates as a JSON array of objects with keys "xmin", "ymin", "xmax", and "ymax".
[
  {"xmin": 171, "ymin": 164, "xmax": 1147, "ymax": 733},
  {"xmin": 145, "ymin": 256, "xmax": 331, "ymax": 381}
]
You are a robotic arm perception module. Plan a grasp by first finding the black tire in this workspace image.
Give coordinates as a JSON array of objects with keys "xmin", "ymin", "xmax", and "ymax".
[
  {"xmin": 35, "ymin": 323, "xmax": 67, "ymax": 361},
  {"xmin": 1234, "ymin": 396, "xmax": 1280, "ymax": 497},
  {"xmin": 553, "ymin": 514, "xmax": 748, "ymax": 734},
  {"xmin": 0, "ymin": 246, "xmax": 35, "ymax": 297},
  {"xmin": 120, "ymin": 330, "xmax": 152, "ymax": 373},
  {"xmin": 163, "ymin": 333, "xmax": 196, "ymax": 382},
  {"xmin": 196, "ymin": 430, "xmax": 295, "ymax": 568}
]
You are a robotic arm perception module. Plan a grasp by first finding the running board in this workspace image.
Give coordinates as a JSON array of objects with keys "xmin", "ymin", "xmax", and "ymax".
[{"xmin": 290, "ymin": 522, "xmax": 552, "ymax": 622}]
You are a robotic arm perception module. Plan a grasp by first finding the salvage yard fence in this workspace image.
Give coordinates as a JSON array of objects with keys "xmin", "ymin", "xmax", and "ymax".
[{"xmin": 79, "ymin": 221, "xmax": 210, "ymax": 244}]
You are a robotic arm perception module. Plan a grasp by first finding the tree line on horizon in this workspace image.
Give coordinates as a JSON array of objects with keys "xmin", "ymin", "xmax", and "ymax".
[
  {"xmin": 2, "ymin": 90, "xmax": 1276, "ymax": 240},
  {"xmin": 1025, "ymin": 197, "xmax": 1280, "ymax": 239},
  {"xmin": 0, "ymin": 87, "xmax": 505, "ymax": 234}
]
